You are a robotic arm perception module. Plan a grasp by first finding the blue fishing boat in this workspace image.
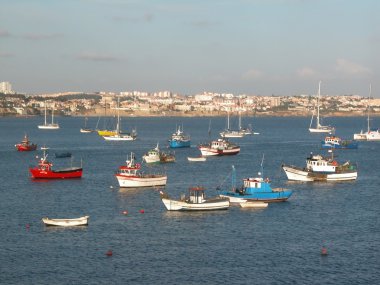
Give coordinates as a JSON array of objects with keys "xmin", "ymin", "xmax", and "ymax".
[
  {"xmin": 168, "ymin": 126, "xmax": 191, "ymax": 148},
  {"xmin": 321, "ymin": 136, "xmax": 358, "ymax": 149},
  {"xmin": 219, "ymin": 163, "xmax": 292, "ymax": 203}
]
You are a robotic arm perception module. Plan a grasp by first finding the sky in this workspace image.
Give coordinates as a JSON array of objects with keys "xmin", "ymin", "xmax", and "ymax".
[{"xmin": 0, "ymin": 0, "xmax": 379, "ymax": 96}]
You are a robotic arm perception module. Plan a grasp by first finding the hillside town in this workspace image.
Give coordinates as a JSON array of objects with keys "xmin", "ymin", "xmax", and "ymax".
[{"xmin": 1, "ymin": 81, "xmax": 379, "ymax": 117}]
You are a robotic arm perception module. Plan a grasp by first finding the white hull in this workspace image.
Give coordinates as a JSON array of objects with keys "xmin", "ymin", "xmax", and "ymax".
[
  {"xmin": 143, "ymin": 156, "xmax": 160, "ymax": 163},
  {"xmin": 282, "ymin": 165, "xmax": 357, "ymax": 182},
  {"xmin": 161, "ymin": 197, "xmax": 229, "ymax": 211},
  {"xmin": 187, "ymin": 157, "xmax": 206, "ymax": 162},
  {"xmin": 104, "ymin": 135, "xmax": 135, "ymax": 141},
  {"xmin": 38, "ymin": 124, "xmax": 60, "ymax": 130},
  {"xmin": 220, "ymin": 131, "xmax": 245, "ymax": 138},
  {"xmin": 42, "ymin": 216, "xmax": 89, "ymax": 226},
  {"xmin": 80, "ymin": 129, "xmax": 92, "ymax": 133},
  {"xmin": 199, "ymin": 147, "xmax": 240, "ymax": 156},
  {"xmin": 116, "ymin": 175, "xmax": 167, "ymax": 188},
  {"xmin": 219, "ymin": 195, "xmax": 247, "ymax": 203},
  {"xmin": 239, "ymin": 201, "xmax": 268, "ymax": 208},
  {"xmin": 309, "ymin": 127, "xmax": 333, "ymax": 133}
]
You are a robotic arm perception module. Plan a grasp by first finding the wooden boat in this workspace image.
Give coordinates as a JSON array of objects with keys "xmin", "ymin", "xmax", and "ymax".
[
  {"xmin": 115, "ymin": 152, "xmax": 167, "ymax": 188},
  {"xmin": 187, "ymin": 156, "xmax": 206, "ymax": 162},
  {"xmin": 198, "ymin": 138, "xmax": 240, "ymax": 156},
  {"xmin": 160, "ymin": 151, "xmax": 175, "ymax": 163},
  {"xmin": 160, "ymin": 187, "xmax": 230, "ymax": 211},
  {"xmin": 239, "ymin": 201, "xmax": 268, "ymax": 208},
  {"xmin": 15, "ymin": 134, "xmax": 37, "ymax": 151},
  {"xmin": 282, "ymin": 151, "xmax": 357, "ymax": 182},
  {"xmin": 42, "ymin": 215, "xmax": 89, "ymax": 227},
  {"xmin": 29, "ymin": 147, "xmax": 82, "ymax": 179}
]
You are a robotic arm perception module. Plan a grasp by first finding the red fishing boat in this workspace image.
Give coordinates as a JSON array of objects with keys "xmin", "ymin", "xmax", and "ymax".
[
  {"xmin": 15, "ymin": 134, "xmax": 37, "ymax": 151},
  {"xmin": 29, "ymin": 147, "xmax": 83, "ymax": 179}
]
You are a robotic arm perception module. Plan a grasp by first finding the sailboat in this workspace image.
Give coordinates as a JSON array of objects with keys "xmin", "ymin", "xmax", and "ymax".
[
  {"xmin": 38, "ymin": 102, "xmax": 60, "ymax": 130},
  {"xmin": 103, "ymin": 97, "xmax": 137, "ymax": 141},
  {"xmin": 309, "ymin": 81, "xmax": 334, "ymax": 133},
  {"xmin": 353, "ymin": 84, "xmax": 380, "ymax": 141},
  {"xmin": 220, "ymin": 111, "xmax": 245, "ymax": 138},
  {"xmin": 97, "ymin": 99, "xmax": 117, "ymax": 137},
  {"xmin": 80, "ymin": 117, "xmax": 93, "ymax": 133}
]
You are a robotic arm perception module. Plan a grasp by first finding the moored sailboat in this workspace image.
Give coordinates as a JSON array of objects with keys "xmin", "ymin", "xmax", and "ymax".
[
  {"xmin": 38, "ymin": 102, "xmax": 60, "ymax": 130},
  {"xmin": 309, "ymin": 81, "xmax": 334, "ymax": 133}
]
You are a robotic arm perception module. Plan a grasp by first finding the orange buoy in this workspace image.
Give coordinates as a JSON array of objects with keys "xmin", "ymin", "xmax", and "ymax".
[
  {"xmin": 139, "ymin": 209, "xmax": 145, "ymax": 214},
  {"xmin": 122, "ymin": 210, "xmax": 128, "ymax": 215},
  {"xmin": 106, "ymin": 250, "xmax": 113, "ymax": 257},
  {"xmin": 321, "ymin": 247, "xmax": 328, "ymax": 256}
]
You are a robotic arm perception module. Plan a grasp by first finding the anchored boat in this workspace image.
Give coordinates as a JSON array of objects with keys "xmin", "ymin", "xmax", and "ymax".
[
  {"xmin": 168, "ymin": 125, "xmax": 191, "ymax": 148},
  {"xmin": 29, "ymin": 147, "xmax": 83, "ymax": 179},
  {"xmin": 198, "ymin": 138, "xmax": 240, "ymax": 156},
  {"xmin": 42, "ymin": 216, "xmax": 89, "ymax": 227},
  {"xmin": 15, "ymin": 134, "xmax": 37, "ymax": 151},
  {"xmin": 115, "ymin": 152, "xmax": 167, "ymax": 188},
  {"xmin": 282, "ymin": 151, "xmax": 358, "ymax": 182},
  {"xmin": 160, "ymin": 187, "xmax": 230, "ymax": 211},
  {"xmin": 321, "ymin": 136, "xmax": 358, "ymax": 149}
]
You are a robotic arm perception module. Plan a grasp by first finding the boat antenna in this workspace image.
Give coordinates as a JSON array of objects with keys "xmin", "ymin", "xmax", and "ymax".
[
  {"xmin": 208, "ymin": 119, "xmax": 211, "ymax": 138},
  {"xmin": 260, "ymin": 154, "xmax": 265, "ymax": 178}
]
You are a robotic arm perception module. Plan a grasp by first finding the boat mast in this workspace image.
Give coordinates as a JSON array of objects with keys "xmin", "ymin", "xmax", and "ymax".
[
  {"xmin": 367, "ymin": 84, "xmax": 371, "ymax": 133},
  {"xmin": 317, "ymin": 81, "xmax": 321, "ymax": 128},
  {"xmin": 116, "ymin": 96, "xmax": 120, "ymax": 134},
  {"xmin": 44, "ymin": 102, "xmax": 47, "ymax": 125},
  {"xmin": 52, "ymin": 106, "xmax": 54, "ymax": 124}
]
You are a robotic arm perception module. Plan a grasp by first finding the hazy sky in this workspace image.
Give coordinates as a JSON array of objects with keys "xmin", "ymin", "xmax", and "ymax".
[{"xmin": 1, "ymin": 0, "xmax": 379, "ymax": 96}]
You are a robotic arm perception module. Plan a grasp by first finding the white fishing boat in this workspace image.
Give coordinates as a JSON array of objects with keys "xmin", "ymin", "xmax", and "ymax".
[
  {"xmin": 115, "ymin": 152, "xmax": 167, "ymax": 188},
  {"xmin": 160, "ymin": 188, "xmax": 230, "ymax": 211},
  {"xmin": 198, "ymin": 138, "xmax": 240, "ymax": 156},
  {"xmin": 282, "ymin": 151, "xmax": 358, "ymax": 182},
  {"xmin": 239, "ymin": 201, "xmax": 268, "ymax": 208},
  {"xmin": 143, "ymin": 143, "xmax": 161, "ymax": 163},
  {"xmin": 353, "ymin": 85, "xmax": 380, "ymax": 141},
  {"xmin": 309, "ymin": 81, "xmax": 334, "ymax": 133},
  {"xmin": 103, "ymin": 96, "xmax": 137, "ymax": 141},
  {"xmin": 42, "ymin": 216, "xmax": 89, "ymax": 227},
  {"xmin": 38, "ymin": 102, "xmax": 60, "ymax": 130},
  {"xmin": 187, "ymin": 156, "xmax": 207, "ymax": 162}
]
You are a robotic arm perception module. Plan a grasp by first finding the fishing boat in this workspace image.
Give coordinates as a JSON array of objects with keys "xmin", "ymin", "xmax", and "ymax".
[
  {"xmin": 160, "ymin": 187, "xmax": 230, "ymax": 211},
  {"xmin": 282, "ymin": 151, "xmax": 358, "ymax": 182},
  {"xmin": 15, "ymin": 134, "xmax": 37, "ymax": 151},
  {"xmin": 38, "ymin": 103, "xmax": 60, "ymax": 130},
  {"xmin": 29, "ymin": 147, "xmax": 83, "ymax": 179},
  {"xmin": 321, "ymin": 136, "xmax": 358, "ymax": 149},
  {"xmin": 143, "ymin": 144, "xmax": 161, "ymax": 163},
  {"xmin": 42, "ymin": 216, "xmax": 89, "ymax": 227},
  {"xmin": 198, "ymin": 138, "xmax": 240, "ymax": 156},
  {"xmin": 309, "ymin": 81, "xmax": 335, "ymax": 133},
  {"xmin": 219, "ymin": 165, "xmax": 292, "ymax": 203},
  {"xmin": 115, "ymin": 152, "xmax": 167, "ymax": 188},
  {"xmin": 80, "ymin": 117, "xmax": 93, "ymax": 133},
  {"xmin": 168, "ymin": 125, "xmax": 191, "ymax": 148},
  {"xmin": 353, "ymin": 85, "xmax": 380, "ymax": 141},
  {"xmin": 187, "ymin": 156, "xmax": 207, "ymax": 162},
  {"xmin": 103, "ymin": 97, "xmax": 137, "ymax": 141},
  {"xmin": 160, "ymin": 151, "xmax": 175, "ymax": 163}
]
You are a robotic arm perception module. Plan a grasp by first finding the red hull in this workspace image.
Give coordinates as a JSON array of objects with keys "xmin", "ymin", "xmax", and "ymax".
[
  {"xmin": 16, "ymin": 144, "xmax": 37, "ymax": 151},
  {"xmin": 29, "ymin": 167, "xmax": 83, "ymax": 179}
]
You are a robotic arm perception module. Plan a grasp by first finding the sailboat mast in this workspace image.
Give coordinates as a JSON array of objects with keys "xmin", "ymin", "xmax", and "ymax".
[
  {"xmin": 238, "ymin": 110, "xmax": 242, "ymax": 130},
  {"xmin": 367, "ymin": 84, "xmax": 372, "ymax": 133},
  {"xmin": 52, "ymin": 107, "xmax": 54, "ymax": 124},
  {"xmin": 317, "ymin": 81, "xmax": 321, "ymax": 127},
  {"xmin": 44, "ymin": 103, "xmax": 47, "ymax": 125},
  {"xmin": 227, "ymin": 110, "xmax": 230, "ymax": 130},
  {"xmin": 116, "ymin": 96, "xmax": 120, "ymax": 134}
]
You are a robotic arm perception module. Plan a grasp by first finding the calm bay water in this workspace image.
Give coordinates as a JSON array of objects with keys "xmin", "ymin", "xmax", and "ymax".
[{"xmin": 0, "ymin": 115, "xmax": 379, "ymax": 284}]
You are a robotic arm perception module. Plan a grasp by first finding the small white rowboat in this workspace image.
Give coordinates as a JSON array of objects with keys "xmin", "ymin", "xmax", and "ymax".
[
  {"xmin": 239, "ymin": 202, "xmax": 268, "ymax": 208},
  {"xmin": 42, "ymin": 215, "xmax": 89, "ymax": 227},
  {"xmin": 187, "ymin": 156, "xmax": 206, "ymax": 162}
]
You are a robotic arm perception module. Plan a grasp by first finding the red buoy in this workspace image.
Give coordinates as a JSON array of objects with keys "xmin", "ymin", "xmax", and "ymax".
[
  {"xmin": 139, "ymin": 209, "xmax": 145, "ymax": 214},
  {"xmin": 321, "ymin": 247, "xmax": 328, "ymax": 256},
  {"xmin": 106, "ymin": 250, "xmax": 113, "ymax": 257},
  {"xmin": 26, "ymin": 224, "xmax": 30, "ymax": 230}
]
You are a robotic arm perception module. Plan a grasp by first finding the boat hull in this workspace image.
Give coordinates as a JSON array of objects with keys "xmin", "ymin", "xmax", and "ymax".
[
  {"xmin": 38, "ymin": 124, "xmax": 60, "ymax": 130},
  {"xmin": 15, "ymin": 144, "xmax": 37, "ymax": 151},
  {"xmin": 219, "ymin": 191, "xmax": 292, "ymax": 203},
  {"xmin": 309, "ymin": 128, "xmax": 333, "ymax": 133},
  {"xmin": 282, "ymin": 165, "xmax": 357, "ymax": 181},
  {"xmin": 321, "ymin": 141, "xmax": 359, "ymax": 149},
  {"xmin": 161, "ymin": 197, "xmax": 229, "ymax": 211},
  {"xmin": 97, "ymin": 130, "xmax": 117, "ymax": 136},
  {"xmin": 239, "ymin": 201, "xmax": 268, "ymax": 208},
  {"xmin": 169, "ymin": 140, "xmax": 191, "ymax": 148},
  {"xmin": 116, "ymin": 174, "xmax": 167, "ymax": 188},
  {"xmin": 42, "ymin": 216, "xmax": 89, "ymax": 227},
  {"xmin": 187, "ymin": 157, "xmax": 206, "ymax": 162},
  {"xmin": 30, "ymin": 167, "xmax": 83, "ymax": 179},
  {"xmin": 199, "ymin": 147, "xmax": 240, "ymax": 156}
]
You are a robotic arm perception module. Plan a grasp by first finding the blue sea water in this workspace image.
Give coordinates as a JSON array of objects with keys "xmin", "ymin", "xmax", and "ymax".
[{"xmin": 0, "ymin": 115, "xmax": 379, "ymax": 284}]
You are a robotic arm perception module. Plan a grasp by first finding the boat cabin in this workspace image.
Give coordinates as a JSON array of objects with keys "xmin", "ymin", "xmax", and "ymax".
[
  {"xmin": 242, "ymin": 177, "xmax": 272, "ymax": 193},
  {"xmin": 306, "ymin": 155, "xmax": 336, "ymax": 173},
  {"xmin": 188, "ymin": 187, "xmax": 206, "ymax": 203}
]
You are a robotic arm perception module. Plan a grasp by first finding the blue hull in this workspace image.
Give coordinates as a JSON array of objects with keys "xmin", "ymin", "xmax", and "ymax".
[
  {"xmin": 169, "ymin": 140, "xmax": 191, "ymax": 148},
  {"xmin": 321, "ymin": 141, "xmax": 358, "ymax": 149}
]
